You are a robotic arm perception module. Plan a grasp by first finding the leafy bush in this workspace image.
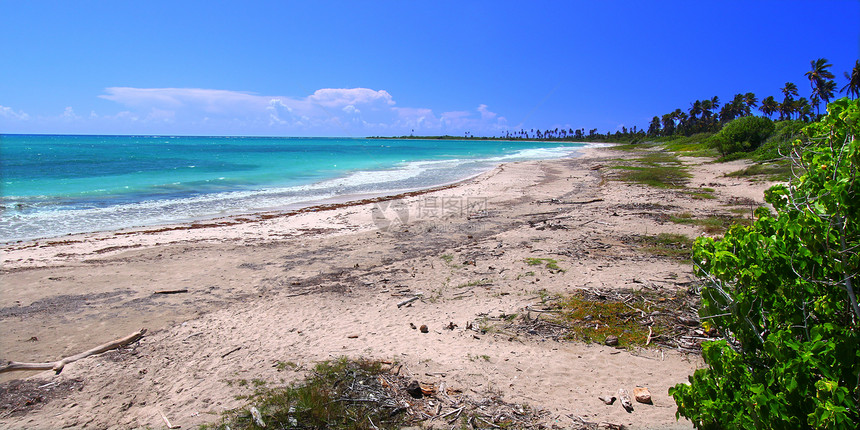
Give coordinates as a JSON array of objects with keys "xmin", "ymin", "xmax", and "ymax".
[
  {"xmin": 670, "ymin": 98, "xmax": 860, "ymax": 429},
  {"xmin": 753, "ymin": 120, "xmax": 807, "ymax": 161},
  {"xmin": 709, "ymin": 116, "xmax": 775, "ymax": 155}
]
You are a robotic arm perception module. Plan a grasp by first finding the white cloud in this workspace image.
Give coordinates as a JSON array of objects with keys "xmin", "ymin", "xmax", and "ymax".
[
  {"xmin": 308, "ymin": 88, "xmax": 395, "ymax": 108},
  {"xmin": 62, "ymin": 107, "xmax": 80, "ymax": 120},
  {"xmin": 92, "ymin": 87, "xmax": 507, "ymax": 136},
  {"xmin": 0, "ymin": 105, "xmax": 30, "ymax": 120},
  {"xmin": 478, "ymin": 104, "xmax": 496, "ymax": 120}
]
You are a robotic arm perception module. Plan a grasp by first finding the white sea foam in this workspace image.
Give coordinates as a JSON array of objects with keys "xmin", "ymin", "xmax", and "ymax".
[{"xmin": 0, "ymin": 143, "xmax": 586, "ymax": 242}]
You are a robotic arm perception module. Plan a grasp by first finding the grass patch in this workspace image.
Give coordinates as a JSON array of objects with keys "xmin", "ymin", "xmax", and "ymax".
[
  {"xmin": 207, "ymin": 358, "xmax": 406, "ymax": 430},
  {"xmin": 606, "ymin": 142, "xmax": 657, "ymax": 151},
  {"xmin": 440, "ymin": 254, "xmax": 454, "ymax": 263},
  {"xmin": 668, "ymin": 212, "xmax": 753, "ymax": 235},
  {"xmin": 608, "ymin": 150, "xmax": 691, "ymax": 189},
  {"xmin": 664, "ymin": 141, "xmax": 719, "ymax": 158},
  {"xmin": 725, "ymin": 160, "xmax": 793, "ymax": 181},
  {"xmin": 681, "ymin": 187, "xmax": 716, "ymax": 200},
  {"xmin": 632, "ymin": 233, "xmax": 694, "ymax": 260},
  {"xmin": 516, "ymin": 271, "xmax": 536, "ymax": 280},
  {"xmin": 524, "ymin": 257, "xmax": 564, "ymax": 273},
  {"xmin": 527, "ymin": 288, "xmax": 697, "ymax": 348}
]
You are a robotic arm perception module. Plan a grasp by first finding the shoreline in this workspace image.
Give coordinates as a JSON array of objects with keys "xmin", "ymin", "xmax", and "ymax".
[
  {"xmin": 0, "ymin": 146, "xmax": 775, "ymax": 429},
  {"xmin": 1, "ymin": 142, "xmax": 595, "ymax": 246}
]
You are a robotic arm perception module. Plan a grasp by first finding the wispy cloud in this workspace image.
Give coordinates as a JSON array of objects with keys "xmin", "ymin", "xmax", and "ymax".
[
  {"xmin": 0, "ymin": 105, "xmax": 30, "ymax": 121},
  {"xmin": 94, "ymin": 87, "xmax": 507, "ymax": 136}
]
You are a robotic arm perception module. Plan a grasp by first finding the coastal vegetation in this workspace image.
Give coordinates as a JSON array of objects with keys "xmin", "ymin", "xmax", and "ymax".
[{"xmin": 670, "ymin": 98, "xmax": 860, "ymax": 428}]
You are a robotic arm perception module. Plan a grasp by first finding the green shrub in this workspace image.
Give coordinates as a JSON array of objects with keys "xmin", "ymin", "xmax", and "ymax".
[
  {"xmin": 752, "ymin": 120, "xmax": 806, "ymax": 161},
  {"xmin": 709, "ymin": 116, "xmax": 775, "ymax": 156},
  {"xmin": 670, "ymin": 98, "xmax": 860, "ymax": 428}
]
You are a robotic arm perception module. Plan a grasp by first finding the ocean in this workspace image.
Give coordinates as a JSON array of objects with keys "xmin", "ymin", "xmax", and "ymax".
[{"xmin": 0, "ymin": 135, "xmax": 587, "ymax": 242}]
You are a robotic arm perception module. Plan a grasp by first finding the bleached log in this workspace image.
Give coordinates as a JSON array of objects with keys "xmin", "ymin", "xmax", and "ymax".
[
  {"xmin": 618, "ymin": 388, "xmax": 633, "ymax": 412},
  {"xmin": 0, "ymin": 329, "xmax": 146, "ymax": 374},
  {"xmin": 397, "ymin": 295, "xmax": 421, "ymax": 308}
]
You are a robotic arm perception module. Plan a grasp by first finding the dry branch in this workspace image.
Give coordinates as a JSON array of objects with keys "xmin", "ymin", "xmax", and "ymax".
[
  {"xmin": 0, "ymin": 329, "xmax": 146, "ymax": 374},
  {"xmin": 397, "ymin": 295, "xmax": 421, "ymax": 308}
]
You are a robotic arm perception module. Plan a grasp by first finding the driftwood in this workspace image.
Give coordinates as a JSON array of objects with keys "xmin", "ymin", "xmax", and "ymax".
[
  {"xmin": 0, "ymin": 329, "xmax": 146, "ymax": 374},
  {"xmin": 160, "ymin": 410, "xmax": 181, "ymax": 429},
  {"xmin": 154, "ymin": 289, "xmax": 188, "ymax": 295},
  {"xmin": 397, "ymin": 295, "xmax": 421, "ymax": 308},
  {"xmin": 618, "ymin": 388, "xmax": 633, "ymax": 412}
]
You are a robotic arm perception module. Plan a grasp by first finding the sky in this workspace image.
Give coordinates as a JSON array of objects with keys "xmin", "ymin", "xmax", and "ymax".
[{"xmin": 1, "ymin": 1, "xmax": 859, "ymax": 137}]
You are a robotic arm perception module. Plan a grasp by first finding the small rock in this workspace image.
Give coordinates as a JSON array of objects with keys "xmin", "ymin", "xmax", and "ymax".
[
  {"xmin": 409, "ymin": 323, "xmax": 417, "ymax": 330},
  {"xmin": 604, "ymin": 336, "xmax": 619, "ymax": 346},
  {"xmin": 406, "ymin": 380, "xmax": 423, "ymax": 398},
  {"xmin": 598, "ymin": 395, "xmax": 616, "ymax": 405},
  {"xmin": 419, "ymin": 324, "xmax": 429, "ymax": 333},
  {"xmin": 633, "ymin": 386, "xmax": 652, "ymax": 404}
]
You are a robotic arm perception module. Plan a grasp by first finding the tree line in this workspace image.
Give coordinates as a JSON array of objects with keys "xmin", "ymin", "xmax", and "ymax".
[{"xmin": 495, "ymin": 58, "xmax": 860, "ymax": 142}]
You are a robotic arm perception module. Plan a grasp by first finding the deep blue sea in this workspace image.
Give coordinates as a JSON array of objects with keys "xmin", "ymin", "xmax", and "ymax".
[{"xmin": 0, "ymin": 135, "xmax": 587, "ymax": 242}]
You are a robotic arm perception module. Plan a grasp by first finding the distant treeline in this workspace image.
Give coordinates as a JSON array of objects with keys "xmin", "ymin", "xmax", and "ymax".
[{"xmin": 373, "ymin": 58, "xmax": 859, "ymax": 143}]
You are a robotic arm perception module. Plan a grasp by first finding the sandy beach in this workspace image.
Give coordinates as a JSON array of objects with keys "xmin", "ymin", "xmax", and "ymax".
[{"xmin": 0, "ymin": 146, "xmax": 776, "ymax": 429}]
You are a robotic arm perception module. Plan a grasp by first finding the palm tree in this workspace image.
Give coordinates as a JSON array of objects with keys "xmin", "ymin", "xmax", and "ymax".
[
  {"xmin": 744, "ymin": 93, "xmax": 758, "ymax": 115},
  {"xmin": 781, "ymin": 82, "xmax": 799, "ymax": 99},
  {"xmin": 805, "ymin": 58, "xmax": 835, "ymax": 115},
  {"xmin": 760, "ymin": 96, "xmax": 778, "ymax": 119},
  {"xmin": 661, "ymin": 113, "xmax": 675, "ymax": 136},
  {"xmin": 842, "ymin": 59, "xmax": 860, "ymax": 99},
  {"xmin": 780, "ymin": 83, "xmax": 799, "ymax": 120},
  {"xmin": 796, "ymin": 98, "xmax": 812, "ymax": 122}
]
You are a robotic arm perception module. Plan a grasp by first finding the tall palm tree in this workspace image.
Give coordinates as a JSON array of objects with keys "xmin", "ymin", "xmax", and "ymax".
[
  {"xmin": 796, "ymin": 98, "xmax": 812, "ymax": 122},
  {"xmin": 819, "ymin": 79, "xmax": 836, "ymax": 106},
  {"xmin": 805, "ymin": 58, "xmax": 835, "ymax": 116},
  {"xmin": 701, "ymin": 99, "xmax": 714, "ymax": 131},
  {"xmin": 780, "ymin": 83, "xmax": 799, "ymax": 120},
  {"xmin": 781, "ymin": 82, "xmax": 799, "ymax": 99},
  {"xmin": 744, "ymin": 93, "xmax": 758, "ymax": 115},
  {"xmin": 842, "ymin": 59, "xmax": 860, "ymax": 99},
  {"xmin": 661, "ymin": 113, "xmax": 675, "ymax": 136},
  {"xmin": 760, "ymin": 96, "xmax": 778, "ymax": 119}
]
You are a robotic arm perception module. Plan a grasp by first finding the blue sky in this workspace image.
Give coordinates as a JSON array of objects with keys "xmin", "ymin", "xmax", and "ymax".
[{"xmin": 1, "ymin": 1, "xmax": 858, "ymax": 137}]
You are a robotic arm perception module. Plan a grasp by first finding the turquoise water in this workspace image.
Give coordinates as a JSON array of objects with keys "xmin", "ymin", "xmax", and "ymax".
[{"xmin": 0, "ymin": 135, "xmax": 586, "ymax": 242}]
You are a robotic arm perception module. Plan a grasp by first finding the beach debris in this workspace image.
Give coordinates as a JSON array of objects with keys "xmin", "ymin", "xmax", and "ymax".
[
  {"xmin": 220, "ymin": 346, "xmax": 242, "ymax": 359},
  {"xmin": 678, "ymin": 316, "xmax": 700, "ymax": 327},
  {"xmin": 160, "ymin": 410, "xmax": 181, "ymax": 429},
  {"xmin": 397, "ymin": 295, "xmax": 421, "ymax": 308},
  {"xmin": 598, "ymin": 395, "xmax": 616, "ymax": 405},
  {"xmin": 250, "ymin": 406, "xmax": 266, "ymax": 427},
  {"xmin": 445, "ymin": 321, "xmax": 457, "ymax": 330},
  {"xmin": 409, "ymin": 323, "xmax": 417, "ymax": 330},
  {"xmin": 419, "ymin": 325, "xmax": 429, "ymax": 333},
  {"xmin": 406, "ymin": 381, "xmax": 424, "ymax": 398},
  {"xmin": 633, "ymin": 387, "xmax": 652, "ymax": 404},
  {"xmin": 0, "ymin": 329, "xmax": 146, "ymax": 374},
  {"xmin": 347, "ymin": 334, "xmax": 359, "ymax": 339},
  {"xmin": 154, "ymin": 289, "xmax": 188, "ymax": 295},
  {"xmin": 604, "ymin": 335, "xmax": 619, "ymax": 346},
  {"xmin": 618, "ymin": 388, "xmax": 633, "ymax": 412}
]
